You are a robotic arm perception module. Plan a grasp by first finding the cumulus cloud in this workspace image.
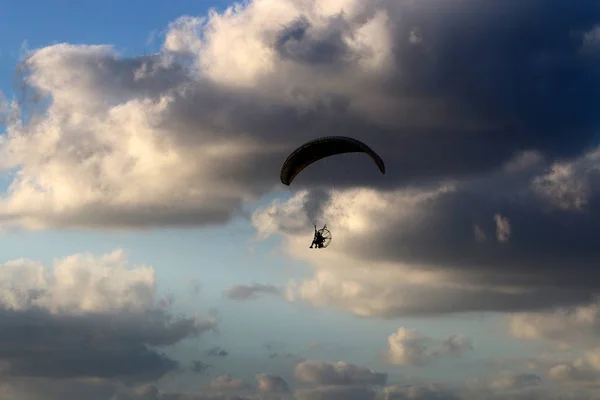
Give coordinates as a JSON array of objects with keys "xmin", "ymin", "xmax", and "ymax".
[
  {"xmin": 294, "ymin": 360, "xmax": 387, "ymax": 386},
  {"xmin": 509, "ymin": 300, "xmax": 600, "ymax": 347},
  {"xmin": 2, "ymin": 0, "xmax": 600, "ymax": 233},
  {"xmin": 256, "ymin": 373, "xmax": 290, "ymax": 393},
  {"xmin": 9, "ymin": 0, "xmax": 600, "ymax": 398},
  {"xmin": 538, "ymin": 346, "xmax": 600, "ymax": 385},
  {"xmin": 202, "ymin": 0, "xmax": 600, "ymax": 318},
  {"xmin": 3, "ymin": 0, "xmax": 600, "ymax": 353},
  {"xmin": 0, "ymin": 250, "xmax": 215, "ymax": 382},
  {"xmin": 255, "ymin": 147, "xmax": 600, "ymax": 316},
  {"xmin": 547, "ymin": 360, "xmax": 599, "ymax": 383},
  {"xmin": 210, "ymin": 374, "xmax": 252, "ymax": 391},
  {"xmin": 224, "ymin": 284, "xmax": 281, "ymax": 300},
  {"xmin": 385, "ymin": 328, "xmax": 472, "ymax": 366}
]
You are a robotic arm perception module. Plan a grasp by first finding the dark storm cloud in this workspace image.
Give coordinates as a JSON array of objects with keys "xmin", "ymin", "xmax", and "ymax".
[
  {"xmin": 282, "ymin": 155, "xmax": 600, "ymax": 314},
  {"xmin": 344, "ymin": 165, "xmax": 600, "ymax": 296},
  {"xmin": 263, "ymin": 146, "xmax": 600, "ymax": 315},
  {"xmin": 158, "ymin": 0, "xmax": 600, "ymax": 194},
  {"xmin": 256, "ymin": 0, "xmax": 600, "ymax": 188},
  {"xmin": 0, "ymin": 306, "xmax": 214, "ymax": 381}
]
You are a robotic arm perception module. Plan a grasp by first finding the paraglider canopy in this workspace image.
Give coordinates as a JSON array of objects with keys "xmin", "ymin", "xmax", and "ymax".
[{"xmin": 280, "ymin": 136, "xmax": 386, "ymax": 186}]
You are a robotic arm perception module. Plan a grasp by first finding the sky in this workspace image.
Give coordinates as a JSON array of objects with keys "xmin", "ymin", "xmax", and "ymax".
[{"xmin": 1, "ymin": 0, "xmax": 600, "ymax": 399}]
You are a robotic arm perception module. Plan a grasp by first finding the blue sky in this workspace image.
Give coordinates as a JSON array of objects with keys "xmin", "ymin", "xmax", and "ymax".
[{"xmin": 0, "ymin": 1, "xmax": 599, "ymax": 399}]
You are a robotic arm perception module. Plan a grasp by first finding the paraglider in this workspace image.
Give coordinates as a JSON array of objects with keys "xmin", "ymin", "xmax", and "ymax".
[
  {"xmin": 310, "ymin": 224, "xmax": 332, "ymax": 248},
  {"xmin": 280, "ymin": 136, "xmax": 385, "ymax": 249}
]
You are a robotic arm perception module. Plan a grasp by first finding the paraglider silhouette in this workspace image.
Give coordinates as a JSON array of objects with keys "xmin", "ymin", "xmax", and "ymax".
[{"xmin": 280, "ymin": 136, "xmax": 385, "ymax": 249}]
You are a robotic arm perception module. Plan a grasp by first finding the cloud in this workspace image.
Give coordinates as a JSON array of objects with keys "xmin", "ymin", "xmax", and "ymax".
[
  {"xmin": 385, "ymin": 328, "xmax": 472, "ymax": 366},
  {"xmin": 509, "ymin": 300, "xmax": 600, "ymax": 347},
  {"xmin": 294, "ymin": 360, "xmax": 387, "ymax": 386},
  {"xmin": 209, "ymin": 374, "xmax": 252, "ymax": 391},
  {"xmin": 531, "ymin": 163, "xmax": 590, "ymax": 211},
  {"xmin": 547, "ymin": 360, "xmax": 599, "ymax": 383},
  {"xmin": 0, "ymin": 250, "xmax": 215, "ymax": 382},
  {"xmin": 493, "ymin": 214, "xmax": 511, "ymax": 243},
  {"xmin": 9, "ymin": 2, "xmax": 600, "ymax": 398},
  {"xmin": 542, "ymin": 346, "xmax": 600, "ymax": 384},
  {"xmin": 385, "ymin": 328, "xmax": 430, "ymax": 366},
  {"xmin": 255, "ymin": 145, "xmax": 600, "ymax": 316},
  {"xmin": 5, "ymin": 0, "xmax": 600, "ymax": 328},
  {"xmin": 0, "ymin": 44, "xmax": 272, "ymax": 230},
  {"xmin": 256, "ymin": 373, "xmax": 290, "ymax": 393},
  {"xmin": 224, "ymin": 284, "xmax": 281, "ymax": 300},
  {"xmin": 2, "ymin": 0, "xmax": 600, "ymax": 232}
]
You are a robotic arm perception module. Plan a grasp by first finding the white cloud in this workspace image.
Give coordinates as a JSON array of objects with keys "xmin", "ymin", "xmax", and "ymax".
[
  {"xmin": 509, "ymin": 300, "xmax": 600, "ymax": 347},
  {"xmin": 294, "ymin": 360, "xmax": 387, "ymax": 386},
  {"xmin": 532, "ymin": 163, "xmax": 589, "ymax": 211},
  {"xmin": 209, "ymin": 374, "xmax": 252, "ymax": 391},
  {"xmin": 493, "ymin": 214, "xmax": 510, "ymax": 243},
  {"xmin": 386, "ymin": 328, "xmax": 430, "ymax": 366},
  {"xmin": 0, "ymin": 250, "xmax": 215, "ymax": 381},
  {"xmin": 254, "ymin": 182, "xmax": 592, "ymax": 317},
  {"xmin": 0, "ymin": 0, "xmax": 406, "ymax": 232},
  {"xmin": 256, "ymin": 373, "xmax": 290, "ymax": 393},
  {"xmin": 385, "ymin": 328, "xmax": 472, "ymax": 366},
  {"xmin": 545, "ymin": 347, "xmax": 600, "ymax": 384},
  {"xmin": 185, "ymin": 0, "xmax": 394, "ymax": 89},
  {"xmin": 0, "ymin": 249, "xmax": 154, "ymax": 314}
]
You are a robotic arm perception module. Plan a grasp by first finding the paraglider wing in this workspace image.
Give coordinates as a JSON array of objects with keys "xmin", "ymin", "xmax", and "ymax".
[{"xmin": 280, "ymin": 136, "xmax": 386, "ymax": 186}]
